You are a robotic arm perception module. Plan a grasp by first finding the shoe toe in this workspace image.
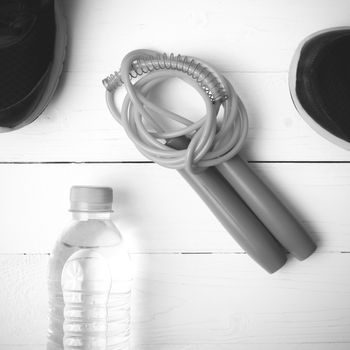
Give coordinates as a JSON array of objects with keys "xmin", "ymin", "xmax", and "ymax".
[{"xmin": 292, "ymin": 29, "xmax": 350, "ymax": 144}]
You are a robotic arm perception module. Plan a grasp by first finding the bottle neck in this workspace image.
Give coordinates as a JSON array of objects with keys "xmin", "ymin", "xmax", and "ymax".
[{"xmin": 71, "ymin": 211, "xmax": 112, "ymax": 221}]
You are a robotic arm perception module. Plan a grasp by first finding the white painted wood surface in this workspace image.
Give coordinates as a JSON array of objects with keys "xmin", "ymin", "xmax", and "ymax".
[
  {"xmin": 0, "ymin": 163, "xmax": 349, "ymax": 254},
  {"xmin": 1, "ymin": 0, "xmax": 350, "ymax": 348},
  {"xmin": 3, "ymin": 72, "xmax": 350, "ymax": 162},
  {"xmin": 0, "ymin": 0, "xmax": 350, "ymax": 161},
  {"xmin": 1, "ymin": 254, "xmax": 350, "ymax": 348}
]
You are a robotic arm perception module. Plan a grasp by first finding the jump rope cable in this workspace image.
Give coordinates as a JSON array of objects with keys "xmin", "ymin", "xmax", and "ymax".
[
  {"xmin": 103, "ymin": 49, "xmax": 316, "ymax": 273},
  {"xmin": 103, "ymin": 49, "xmax": 249, "ymax": 173}
]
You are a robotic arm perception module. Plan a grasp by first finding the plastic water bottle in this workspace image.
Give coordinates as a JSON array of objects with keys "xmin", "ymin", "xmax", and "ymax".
[{"xmin": 47, "ymin": 186, "xmax": 132, "ymax": 350}]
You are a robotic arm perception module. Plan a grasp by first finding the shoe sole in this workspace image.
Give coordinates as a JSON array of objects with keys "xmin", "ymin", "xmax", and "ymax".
[
  {"xmin": 0, "ymin": 0, "xmax": 67, "ymax": 133},
  {"xmin": 289, "ymin": 26, "xmax": 350, "ymax": 150}
]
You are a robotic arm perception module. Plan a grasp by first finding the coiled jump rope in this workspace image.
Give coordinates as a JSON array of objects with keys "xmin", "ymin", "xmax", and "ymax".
[{"xmin": 103, "ymin": 49, "xmax": 316, "ymax": 273}]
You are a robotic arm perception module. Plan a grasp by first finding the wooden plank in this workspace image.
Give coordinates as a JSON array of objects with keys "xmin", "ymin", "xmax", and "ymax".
[
  {"xmin": 0, "ymin": 163, "xmax": 348, "ymax": 254},
  {"xmin": 0, "ymin": 255, "xmax": 48, "ymax": 345},
  {"xmin": 1, "ymin": 253, "xmax": 350, "ymax": 346},
  {"xmin": 1, "ymin": 72, "xmax": 350, "ymax": 162},
  {"xmin": 62, "ymin": 0, "xmax": 350, "ymax": 73}
]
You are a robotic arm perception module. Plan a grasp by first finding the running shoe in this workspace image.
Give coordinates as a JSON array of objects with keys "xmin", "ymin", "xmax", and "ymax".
[
  {"xmin": 289, "ymin": 28, "xmax": 350, "ymax": 149},
  {"xmin": 0, "ymin": 0, "xmax": 66, "ymax": 131}
]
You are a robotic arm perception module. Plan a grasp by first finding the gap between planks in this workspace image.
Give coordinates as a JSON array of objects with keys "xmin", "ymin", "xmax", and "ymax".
[
  {"xmin": 0, "ymin": 161, "xmax": 350, "ymax": 165},
  {"xmin": 1, "ymin": 251, "xmax": 350, "ymax": 256}
]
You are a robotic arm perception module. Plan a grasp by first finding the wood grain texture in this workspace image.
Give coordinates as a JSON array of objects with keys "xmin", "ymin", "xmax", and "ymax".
[
  {"xmin": 1, "ymin": 253, "xmax": 350, "ymax": 347},
  {"xmin": 0, "ymin": 0, "xmax": 349, "ymax": 161},
  {"xmin": 1, "ymin": 0, "xmax": 350, "ymax": 348},
  {"xmin": 62, "ymin": 0, "xmax": 350, "ymax": 73},
  {"xmin": 0, "ymin": 162, "xmax": 347, "ymax": 254},
  {"xmin": 1, "ymin": 72, "xmax": 349, "ymax": 162}
]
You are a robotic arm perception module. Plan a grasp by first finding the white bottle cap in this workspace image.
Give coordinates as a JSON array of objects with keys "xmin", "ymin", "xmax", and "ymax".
[{"xmin": 70, "ymin": 186, "xmax": 113, "ymax": 212}]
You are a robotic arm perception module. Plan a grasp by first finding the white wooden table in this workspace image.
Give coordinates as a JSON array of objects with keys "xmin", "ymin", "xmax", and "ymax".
[{"xmin": 1, "ymin": 0, "xmax": 350, "ymax": 349}]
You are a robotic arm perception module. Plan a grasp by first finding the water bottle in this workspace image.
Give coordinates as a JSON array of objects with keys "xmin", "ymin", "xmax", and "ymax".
[{"xmin": 47, "ymin": 186, "xmax": 132, "ymax": 350}]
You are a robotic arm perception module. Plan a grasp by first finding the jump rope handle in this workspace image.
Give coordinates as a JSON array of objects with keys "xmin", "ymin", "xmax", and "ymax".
[
  {"xmin": 217, "ymin": 156, "xmax": 317, "ymax": 260},
  {"xmin": 167, "ymin": 138, "xmax": 287, "ymax": 273}
]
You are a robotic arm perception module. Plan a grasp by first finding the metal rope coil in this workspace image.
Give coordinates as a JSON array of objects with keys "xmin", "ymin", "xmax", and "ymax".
[
  {"xmin": 103, "ymin": 49, "xmax": 248, "ymax": 173},
  {"xmin": 103, "ymin": 52, "xmax": 227, "ymax": 103}
]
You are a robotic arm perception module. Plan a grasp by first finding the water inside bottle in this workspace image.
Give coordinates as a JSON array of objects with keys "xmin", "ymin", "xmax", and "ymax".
[{"xmin": 47, "ymin": 241, "xmax": 131, "ymax": 350}]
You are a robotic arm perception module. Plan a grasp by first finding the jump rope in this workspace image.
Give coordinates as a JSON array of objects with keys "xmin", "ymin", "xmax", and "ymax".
[{"xmin": 103, "ymin": 49, "xmax": 316, "ymax": 273}]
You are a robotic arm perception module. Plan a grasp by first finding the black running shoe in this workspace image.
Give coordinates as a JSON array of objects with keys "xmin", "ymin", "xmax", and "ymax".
[
  {"xmin": 289, "ymin": 27, "xmax": 350, "ymax": 149},
  {"xmin": 0, "ymin": 0, "xmax": 66, "ymax": 131}
]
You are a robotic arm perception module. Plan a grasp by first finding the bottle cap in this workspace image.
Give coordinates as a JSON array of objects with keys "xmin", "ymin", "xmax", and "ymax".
[{"xmin": 70, "ymin": 186, "xmax": 113, "ymax": 212}]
